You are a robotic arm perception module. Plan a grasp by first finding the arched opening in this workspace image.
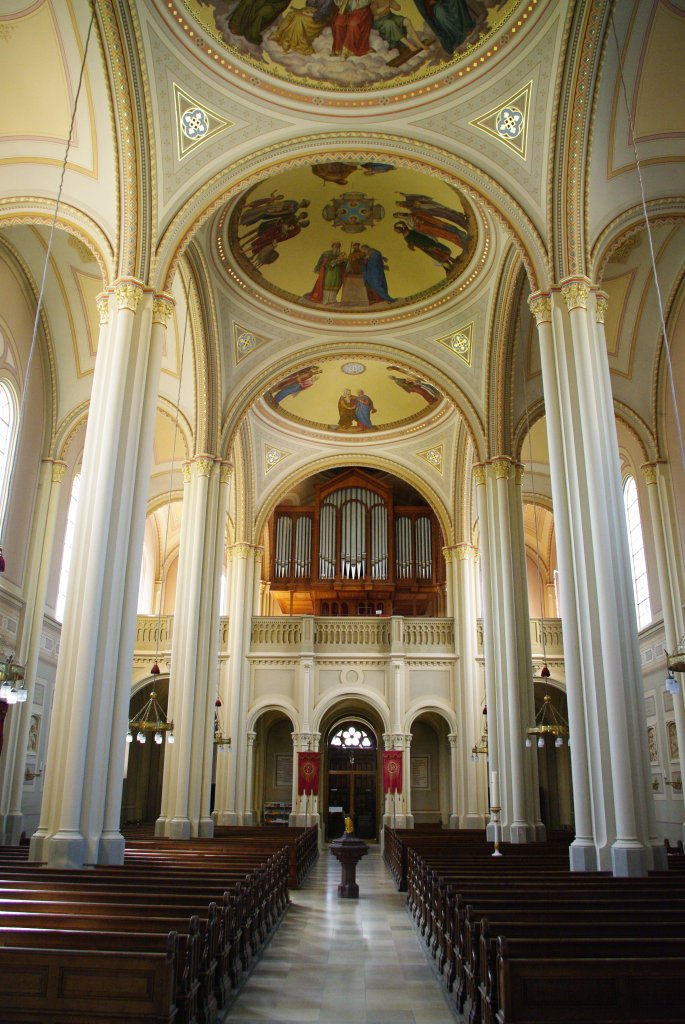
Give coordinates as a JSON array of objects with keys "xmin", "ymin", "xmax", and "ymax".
[
  {"xmin": 252, "ymin": 710, "xmax": 296, "ymax": 825},
  {"xmin": 121, "ymin": 678, "xmax": 169, "ymax": 826},
  {"xmin": 319, "ymin": 700, "xmax": 386, "ymax": 842},
  {"xmin": 410, "ymin": 711, "xmax": 452, "ymax": 826},
  {"xmin": 532, "ymin": 681, "xmax": 573, "ymax": 836}
]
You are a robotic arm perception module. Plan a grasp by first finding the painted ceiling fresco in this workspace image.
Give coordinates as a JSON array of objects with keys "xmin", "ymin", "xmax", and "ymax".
[
  {"xmin": 180, "ymin": 0, "xmax": 515, "ymax": 91},
  {"xmin": 261, "ymin": 358, "xmax": 445, "ymax": 432},
  {"xmin": 221, "ymin": 162, "xmax": 478, "ymax": 313}
]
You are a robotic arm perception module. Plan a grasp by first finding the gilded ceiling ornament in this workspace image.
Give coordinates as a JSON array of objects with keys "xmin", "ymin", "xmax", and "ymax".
[
  {"xmin": 114, "ymin": 281, "xmax": 144, "ymax": 312},
  {"xmin": 173, "ymin": 83, "xmax": 233, "ymax": 161},
  {"xmin": 417, "ymin": 445, "xmax": 444, "ymax": 473},
  {"xmin": 561, "ymin": 280, "xmax": 590, "ymax": 311},
  {"xmin": 528, "ymin": 294, "xmax": 551, "ymax": 324},
  {"xmin": 436, "ymin": 323, "xmax": 473, "ymax": 365},
  {"xmin": 469, "ymin": 81, "xmax": 532, "ymax": 160},
  {"xmin": 264, "ymin": 446, "xmax": 290, "ymax": 473}
]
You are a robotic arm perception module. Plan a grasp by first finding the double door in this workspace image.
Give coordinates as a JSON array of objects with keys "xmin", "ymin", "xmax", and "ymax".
[{"xmin": 326, "ymin": 749, "xmax": 377, "ymax": 840}]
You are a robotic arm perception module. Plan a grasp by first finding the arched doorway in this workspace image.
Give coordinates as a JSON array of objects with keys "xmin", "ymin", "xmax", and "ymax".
[
  {"xmin": 121, "ymin": 678, "xmax": 169, "ymax": 825},
  {"xmin": 324, "ymin": 715, "xmax": 380, "ymax": 841},
  {"xmin": 409, "ymin": 712, "xmax": 452, "ymax": 826},
  {"xmin": 252, "ymin": 710, "xmax": 296, "ymax": 825}
]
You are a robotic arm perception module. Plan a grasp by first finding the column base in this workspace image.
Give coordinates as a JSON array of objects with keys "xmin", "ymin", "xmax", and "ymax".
[
  {"xmin": 242, "ymin": 812, "xmax": 254, "ymax": 826},
  {"xmin": 198, "ymin": 817, "xmax": 215, "ymax": 838},
  {"xmin": 45, "ymin": 830, "xmax": 87, "ymax": 869},
  {"xmin": 169, "ymin": 817, "xmax": 192, "ymax": 841},
  {"xmin": 460, "ymin": 813, "xmax": 485, "ymax": 829},
  {"xmin": 650, "ymin": 842, "xmax": 667, "ymax": 871},
  {"xmin": 611, "ymin": 841, "xmax": 648, "ymax": 878},
  {"xmin": 212, "ymin": 811, "xmax": 238, "ymax": 826},
  {"xmin": 569, "ymin": 839, "xmax": 598, "ymax": 873},
  {"xmin": 534, "ymin": 821, "xmax": 547, "ymax": 842},
  {"xmin": 154, "ymin": 816, "xmax": 168, "ymax": 838},
  {"xmin": 98, "ymin": 831, "xmax": 125, "ymax": 865},
  {"xmin": 28, "ymin": 829, "xmax": 48, "ymax": 863},
  {"xmin": 4, "ymin": 811, "xmax": 24, "ymax": 846},
  {"xmin": 509, "ymin": 823, "xmax": 534, "ymax": 844}
]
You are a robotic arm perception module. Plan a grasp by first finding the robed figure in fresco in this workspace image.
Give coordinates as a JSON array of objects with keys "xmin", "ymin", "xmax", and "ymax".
[
  {"xmin": 337, "ymin": 389, "xmax": 358, "ymax": 429},
  {"xmin": 272, "ymin": 366, "xmax": 321, "ymax": 403},
  {"xmin": 229, "ymin": 0, "xmax": 292, "ymax": 44},
  {"xmin": 271, "ymin": 0, "xmax": 336, "ymax": 54},
  {"xmin": 360, "ymin": 245, "xmax": 394, "ymax": 303},
  {"xmin": 354, "ymin": 390, "xmax": 377, "ymax": 429},
  {"xmin": 331, "ymin": 0, "xmax": 374, "ymax": 57},
  {"xmin": 307, "ymin": 242, "xmax": 345, "ymax": 303},
  {"xmin": 411, "ymin": 0, "xmax": 478, "ymax": 54}
]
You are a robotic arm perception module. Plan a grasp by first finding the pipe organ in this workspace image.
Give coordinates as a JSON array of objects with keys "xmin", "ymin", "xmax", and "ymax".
[{"xmin": 269, "ymin": 470, "xmax": 444, "ymax": 615}]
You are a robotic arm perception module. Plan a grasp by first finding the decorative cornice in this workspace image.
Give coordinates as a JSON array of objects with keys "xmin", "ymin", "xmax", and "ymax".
[
  {"xmin": 561, "ymin": 279, "xmax": 590, "ymax": 311},
  {"xmin": 528, "ymin": 293, "xmax": 552, "ymax": 325},
  {"xmin": 114, "ymin": 280, "xmax": 144, "ymax": 312}
]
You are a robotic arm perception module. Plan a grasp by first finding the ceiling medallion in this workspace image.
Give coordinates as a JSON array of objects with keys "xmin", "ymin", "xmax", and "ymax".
[
  {"xmin": 175, "ymin": 0, "xmax": 529, "ymax": 95},
  {"xmin": 342, "ymin": 362, "xmax": 366, "ymax": 374}
]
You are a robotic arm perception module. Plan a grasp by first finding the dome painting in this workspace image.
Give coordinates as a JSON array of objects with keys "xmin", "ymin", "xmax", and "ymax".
[
  {"xmin": 179, "ymin": 0, "xmax": 517, "ymax": 91},
  {"xmin": 220, "ymin": 162, "xmax": 479, "ymax": 314}
]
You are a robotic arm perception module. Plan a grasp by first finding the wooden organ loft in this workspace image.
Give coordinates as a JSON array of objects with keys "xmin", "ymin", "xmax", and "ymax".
[{"xmin": 267, "ymin": 470, "xmax": 445, "ymax": 616}]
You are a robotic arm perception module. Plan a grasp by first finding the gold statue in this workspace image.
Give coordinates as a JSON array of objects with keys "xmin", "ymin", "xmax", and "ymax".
[{"xmin": 344, "ymin": 815, "xmax": 354, "ymax": 834}]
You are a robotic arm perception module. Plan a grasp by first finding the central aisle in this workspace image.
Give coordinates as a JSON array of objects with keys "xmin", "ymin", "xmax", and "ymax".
[{"xmin": 222, "ymin": 844, "xmax": 457, "ymax": 1024}]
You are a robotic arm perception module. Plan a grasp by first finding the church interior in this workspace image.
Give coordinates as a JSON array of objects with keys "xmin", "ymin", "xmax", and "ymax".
[{"xmin": 0, "ymin": 0, "xmax": 685, "ymax": 1020}]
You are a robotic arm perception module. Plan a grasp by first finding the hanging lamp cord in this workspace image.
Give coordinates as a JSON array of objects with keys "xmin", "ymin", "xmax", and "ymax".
[{"xmin": 0, "ymin": 6, "xmax": 96, "ymax": 559}]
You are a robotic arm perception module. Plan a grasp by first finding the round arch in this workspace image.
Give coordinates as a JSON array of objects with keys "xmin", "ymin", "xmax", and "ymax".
[{"xmin": 312, "ymin": 690, "xmax": 390, "ymax": 737}]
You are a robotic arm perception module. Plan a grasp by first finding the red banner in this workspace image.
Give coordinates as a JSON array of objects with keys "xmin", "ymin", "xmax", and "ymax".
[
  {"xmin": 297, "ymin": 751, "xmax": 320, "ymax": 796},
  {"xmin": 383, "ymin": 750, "xmax": 403, "ymax": 794}
]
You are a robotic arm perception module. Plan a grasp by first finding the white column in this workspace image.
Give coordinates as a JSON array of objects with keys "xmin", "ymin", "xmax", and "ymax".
[
  {"xmin": 0, "ymin": 459, "xmax": 65, "ymax": 844},
  {"xmin": 454, "ymin": 543, "xmax": 485, "ymax": 829},
  {"xmin": 159, "ymin": 456, "xmax": 228, "ymax": 840},
  {"xmin": 213, "ymin": 542, "xmax": 260, "ymax": 825},
  {"xmin": 447, "ymin": 732, "xmax": 460, "ymax": 828},
  {"xmin": 30, "ymin": 282, "xmax": 166, "ymax": 868},
  {"xmin": 243, "ymin": 731, "xmax": 257, "ymax": 824},
  {"xmin": 530, "ymin": 293, "xmax": 596, "ymax": 869},
  {"xmin": 642, "ymin": 461, "xmax": 685, "ymax": 831},
  {"xmin": 530, "ymin": 284, "xmax": 663, "ymax": 875}
]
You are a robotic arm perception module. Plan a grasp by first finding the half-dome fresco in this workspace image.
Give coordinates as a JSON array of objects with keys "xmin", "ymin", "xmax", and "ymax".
[
  {"xmin": 221, "ymin": 162, "xmax": 478, "ymax": 313},
  {"xmin": 180, "ymin": 0, "xmax": 515, "ymax": 91},
  {"xmin": 263, "ymin": 358, "xmax": 445, "ymax": 432}
]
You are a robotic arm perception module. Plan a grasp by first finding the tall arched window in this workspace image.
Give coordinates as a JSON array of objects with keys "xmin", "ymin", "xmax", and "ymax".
[
  {"xmin": 55, "ymin": 473, "xmax": 81, "ymax": 623},
  {"xmin": 0, "ymin": 379, "xmax": 18, "ymax": 529},
  {"xmin": 623, "ymin": 475, "xmax": 652, "ymax": 630}
]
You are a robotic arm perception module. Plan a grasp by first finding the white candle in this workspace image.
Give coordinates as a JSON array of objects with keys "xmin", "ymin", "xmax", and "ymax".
[{"xmin": 490, "ymin": 770, "xmax": 500, "ymax": 807}]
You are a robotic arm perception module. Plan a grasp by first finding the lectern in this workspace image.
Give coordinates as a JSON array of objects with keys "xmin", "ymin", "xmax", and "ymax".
[{"xmin": 330, "ymin": 816, "xmax": 369, "ymax": 898}]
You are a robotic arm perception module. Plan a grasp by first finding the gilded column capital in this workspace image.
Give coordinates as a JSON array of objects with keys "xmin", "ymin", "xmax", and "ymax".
[
  {"xmin": 220, "ymin": 461, "xmax": 234, "ymax": 484},
  {"xmin": 514, "ymin": 462, "xmax": 525, "ymax": 487},
  {"xmin": 96, "ymin": 292, "xmax": 111, "ymax": 325},
  {"xmin": 641, "ymin": 462, "xmax": 658, "ymax": 486},
  {"xmin": 114, "ymin": 280, "xmax": 144, "ymax": 312},
  {"xmin": 51, "ymin": 460, "xmax": 67, "ymax": 484},
  {"xmin": 193, "ymin": 455, "xmax": 215, "ymax": 478},
  {"xmin": 448, "ymin": 732, "xmax": 459, "ymax": 747},
  {"xmin": 528, "ymin": 293, "xmax": 552, "ymax": 325},
  {"xmin": 473, "ymin": 464, "xmax": 487, "ymax": 487},
  {"xmin": 455, "ymin": 543, "xmax": 475, "ymax": 561},
  {"xmin": 595, "ymin": 292, "xmax": 609, "ymax": 324},
  {"xmin": 491, "ymin": 457, "xmax": 512, "ymax": 481},
  {"xmin": 229, "ymin": 541, "xmax": 259, "ymax": 559},
  {"xmin": 152, "ymin": 294, "xmax": 174, "ymax": 326},
  {"xmin": 182, "ymin": 462, "xmax": 192, "ymax": 484},
  {"xmin": 561, "ymin": 279, "xmax": 590, "ymax": 311}
]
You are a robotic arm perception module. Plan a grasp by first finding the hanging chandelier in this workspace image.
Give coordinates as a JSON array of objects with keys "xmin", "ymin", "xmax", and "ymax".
[
  {"xmin": 665, "ymin": 639, "xmax": 684, "ymax": 695},
  {"xmin": 0, "ymin": 655, "xmax": 28, "ymax": 705},
  {"xmin": 526, "ymin": 667, "xmax": 569, "ymax": 749},
  {"xmin": 127, "ymin": 673, "xmax": 174, "ymax": 746},
  {"xmin": 213, "ymin": 697, "xmax": 231, "ymax": 750},
  {"xmin": 471, "ymin": 704, "xmax": 488, "ymax": 760}
]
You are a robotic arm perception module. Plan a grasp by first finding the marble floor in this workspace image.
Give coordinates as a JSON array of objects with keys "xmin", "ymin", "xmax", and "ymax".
[{"xmin": 221, "ymin": 843, "xmax": 458, "ymax": 1024}]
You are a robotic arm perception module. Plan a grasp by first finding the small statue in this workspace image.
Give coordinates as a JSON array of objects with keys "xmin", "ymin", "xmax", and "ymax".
[{"xmin": 344, "ymin": 815, "xmax": 354, "ymax": 834}]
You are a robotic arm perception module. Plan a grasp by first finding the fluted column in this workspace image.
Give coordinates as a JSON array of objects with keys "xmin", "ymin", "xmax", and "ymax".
[
  {"xmin": 31, "ymin": 283, "xmax": 169, "ymax": 867},
  {"xmin": 158, "ymin": 456, "xmax": 229, "ymax": 840},
  {"xmin": 0, "ymin": 459, "xmax": 66, "ymax": 844},
  {"xmin": 213, "ymin": 542, "xmax": 261, "ymax": 825},
  {"xmin": 529, "ymin": 284, "xmax": 663, "ymax": 874},
  {"xmin": 642, "ymin": 461, "xmax": 685, "ymax": 828},
  {"xmin": 454, "ymin": 543, "xmax": 484, "ymax": 828}
]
